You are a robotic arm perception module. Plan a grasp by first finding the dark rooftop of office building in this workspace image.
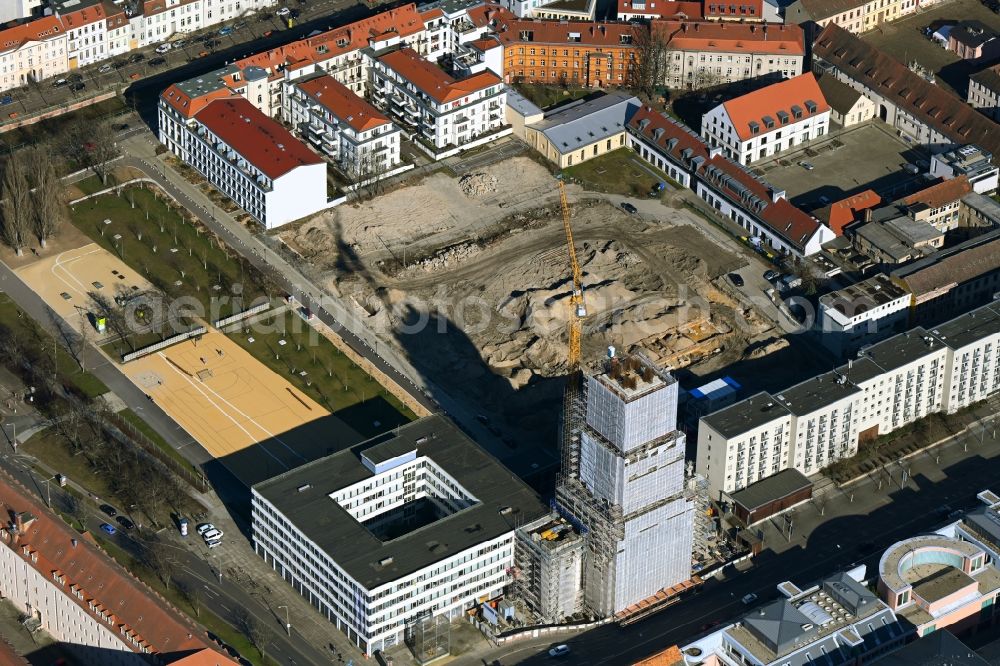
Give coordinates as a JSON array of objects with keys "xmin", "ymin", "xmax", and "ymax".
[{"xmin": 253, "ymin": 415, "xmax": 545, "ymax": 590}]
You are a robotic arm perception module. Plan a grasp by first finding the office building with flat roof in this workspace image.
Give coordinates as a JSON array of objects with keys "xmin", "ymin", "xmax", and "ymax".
[{"xmin": 251, "ymin": 415, "xmax": 545, "ymax": 656}]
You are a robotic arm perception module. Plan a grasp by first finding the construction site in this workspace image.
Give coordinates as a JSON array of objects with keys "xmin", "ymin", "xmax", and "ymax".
[{"xmin": 277, "ymin": 154, "xmax": 780, "ymax": 456}]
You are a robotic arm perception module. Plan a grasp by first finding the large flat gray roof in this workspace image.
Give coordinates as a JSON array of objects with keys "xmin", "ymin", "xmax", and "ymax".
[
  {"xmin": 929, "ymin": 302, "xmax": 1000, "ymax": 352},
  {"xmin": 253, "ymin": 415, "xmax": 545, "ymax": 590},
  {"xmin": 775, "ymin": 370, "xmax": 861, "ymax": 416},
  {"xmin": 859, "ymin": 328, "xmax": 940, "ymax": 372},
  {"xmin": 536, "ymin": 91, "xmax": 640, "ymax": 155},
  {"xmin": 730, "ymin": 468, "xmax": 811, "ymax": 512},
  {"xmin": 701, "ymin": 392, "xmax": 791, "ymax": 439}
]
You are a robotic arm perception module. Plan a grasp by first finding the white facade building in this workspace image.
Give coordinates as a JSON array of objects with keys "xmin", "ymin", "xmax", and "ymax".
[
  {"xmin": 250, "ymin": 416, "xmax": 545, "ymax": 656},
  {"xmin": 701, "ymin": 72, "xmax": 830, "ymax": 165},
  {"xmin": 0, "ymin": 0, "xmax": 44, "ymax": 24},
  {"xmin": 54, "ymin": 0, "xmax": 108, "ymax": 69},
  {"xmin": 930, "ymin": 145, "xmax": 1000, "ymax": 195},
  {"xmin": 698, "ymin": 302, "xmax": 1000, "ymax": 500},
  {"xmin": 134, "ymin": 0, "xmax": 276, "ymax": 47},
  {"xmin": 284, "ymin": 73, "xmax": 402, "ymax": 180},
  {"xmin": 371, "ymin": 46, "xmax": 507, "ymax": 157},
  {"xmin": 557, "ymin": 353, "xmax": 694, "ymax": 616},
  {"xmin": 0, "ymin": 16, "xmax": 67, "ymax": 92},
  {"xmin": 159, "ymin": 94, "xmax": 328, "ymax": 229},
  {"xmin": 817, "ymin": 274, "xmax": 911, "ymax": 358}
]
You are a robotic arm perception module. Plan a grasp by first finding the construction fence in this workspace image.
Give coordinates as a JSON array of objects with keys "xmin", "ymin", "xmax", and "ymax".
[
  {"xmin": 213, "ymin": 302, "xmax": 270, "ymax": 329},
  {"xmin": 121, "ymin": 326, "xmax": 207, "ymax": 363}
]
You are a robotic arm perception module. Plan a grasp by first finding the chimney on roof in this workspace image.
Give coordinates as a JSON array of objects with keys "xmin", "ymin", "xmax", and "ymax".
[
  {"xmin": 864, "ymin": 207, "xmax": 873, "ymax": 223},
  {"xmin": 682, "ymin": 22, "xmax": 687, "ymax": 32},
  {"xmin": 14, "ymin": 512, "xmax": 34, "ymax": 533},
  {"xmin": 763, "ymin": 23, "xmax": 767, "ymax": 40},
  {"xmin": 770, "ymin": 187, "xmax": 786, "ymax": 203}
]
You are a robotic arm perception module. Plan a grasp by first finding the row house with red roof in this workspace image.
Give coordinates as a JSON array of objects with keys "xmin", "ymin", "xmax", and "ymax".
[
  {"xmin": 618, "ymin": 0, "xmax": 764, "ymax": 21},
  {"xmin": 51, "ymin": 0, "xmax": 109, "ymax": 68},
  {"xmin": 625, "ymin": 104, "xmax": 834, "ymax": 256},
  {"xmin": 284, "ymin": 73, "xmax": 405, "ymax": 181},
  {"xmin": 133, "ymin": 0, "xmax": 277, "ymax": 48},
  {"xmin": 701, "ymin": 72, "xmax": 830, "ymax": 165},
  {"xmin": 0, "ymin": 16, "xmax": 67, "ymax": 91},
  {"xmin": 0, "ymin": 473, "xmax": 237, "ymax": 665}
]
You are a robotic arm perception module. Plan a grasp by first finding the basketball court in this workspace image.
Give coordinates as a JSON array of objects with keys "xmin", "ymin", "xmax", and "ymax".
[
  {"xmin": 15, "ymin": 242, "xmax": 154, "ymax": 340},
  {"xmin": 125, "ymin": 329, "xmax": 327, "ymax": 467}
]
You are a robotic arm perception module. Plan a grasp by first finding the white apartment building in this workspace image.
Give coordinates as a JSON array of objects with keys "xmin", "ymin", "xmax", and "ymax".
[
  {"xmin": 701, "ymin": 72, "xmax": 830, "ymax": 165},
  {"xmin": 159, "ymin": 93, "xmax": 328, "ymax": 228},
  {"xmin": 656, "ymin": 21, "xmax": 806, "ymax": 91},
  {"xmin": 284, "ymin": 73, "xmax": 402, "ymax": 180},
  {"xmin": 0, "ymin": 479, "xmax": 232, "ymax": 665},
  {"xmin": 371, "ymin": 46, "xmax": 507, "ymax": 157},
  {"xmin": 0, "ymin": 16, "xmax": 68, "ymax": 92},
  {"xmin": 134, "ymin": 0, "xmax": 276, "ymax": 47},
  {"xmin": 0, "ymin": 0, "xmax": 44, "ymax": 24},
  {"xmin": 54, "ymin": 0, "xmax": 108, "ymax": 69},
  {"xmin": 968, "ymin": 65, "xmax": 1000, "ymax": 122},
  {"xmin": 698, "ymin": 303, "xmax": 1000, "ymax": 500},
  {"xmin": 250, "ymin": 416, "xmax": 545, "ymax": 656},
  {"xmin": 817, "ymin": 274, "xmax": 911, "ymax": 358},
  {"xmin": 556, "ymin": 353, "xmax": 694, "ymax": 616},
  {"xmin": 104, "ymin": 7, "xmax": 132, "ymax": 59}
]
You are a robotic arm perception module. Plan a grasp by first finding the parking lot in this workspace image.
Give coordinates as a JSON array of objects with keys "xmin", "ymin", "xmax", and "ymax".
[
  {"xmin": 862, "ymin": 0, "xmax": 1000, "ymax": 96},
  {"xmin": 752, "ymin": 122, "xmax": 930, "ymax": 210}
]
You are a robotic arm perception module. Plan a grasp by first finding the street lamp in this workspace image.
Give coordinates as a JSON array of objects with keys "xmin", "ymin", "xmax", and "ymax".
[{"xmin": 277, "ymin": 605, "xmax": 291, "ymax": 636}]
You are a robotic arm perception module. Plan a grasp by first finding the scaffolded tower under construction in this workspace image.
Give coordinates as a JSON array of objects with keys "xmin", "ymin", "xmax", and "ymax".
[{"xmin": 556, "ymin": 351, "xmax": 695, "ymax": 616}]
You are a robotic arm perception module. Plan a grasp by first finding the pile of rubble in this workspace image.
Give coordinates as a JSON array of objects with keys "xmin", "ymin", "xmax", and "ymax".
[{"xmin": 459, "ymin": 173, "xmax": 499, "ymax": 197}]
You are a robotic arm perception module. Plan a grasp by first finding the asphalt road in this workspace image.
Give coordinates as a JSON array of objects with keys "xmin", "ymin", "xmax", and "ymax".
[
  {"xmin": 0, "ymin": 0, "xmax": 380, "ymax": 127},
  {"xmin": 0, "ymin": 444, "xmax": 338, "ymax": 666}
]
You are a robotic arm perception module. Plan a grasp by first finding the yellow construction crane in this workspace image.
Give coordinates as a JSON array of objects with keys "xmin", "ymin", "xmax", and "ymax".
[{"xmin": 558, "ymin": 179, "xmax": 586, "ymax": 369}]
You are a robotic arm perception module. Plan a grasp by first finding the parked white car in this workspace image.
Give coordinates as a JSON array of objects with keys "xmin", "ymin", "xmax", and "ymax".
[
  {"xmin": 154, "ymin": 42, "xmax": 172, "ymax": 54},
  {"xmin": 202, "ymin": 528, "xmax": 223, "ymax": 541}
]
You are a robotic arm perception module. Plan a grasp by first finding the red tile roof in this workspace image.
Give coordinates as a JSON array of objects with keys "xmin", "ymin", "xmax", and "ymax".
[
  {"xmin": 195, "ymin": 98, "xmax": 323, "ymax": 179},
  {"xmin": 494, "ymin": 19, "xmax": 642, "ymax": 48},
  {"xmin": 698, "ymin": 154, "xmax": 824, "ymax": 251},
  {"xmin": 902, "ymin": 175, "xmax": 972, "ymax": 210},
  {"xmin": 824, "ymin": 189, "xmax": 880, "ymax": 235},
  {"xmin": 233, "ymin": 3, "xmax": 426, "ymax": 75},
  {"xmin": 0, "ymin": 16, "xmax": 64, "ymax": 53},
  {"xmin": 618, "ymin": 0, "xmax": 703, "ymax": 18},
  {"xmin": 0, "ymin": 635, "xmax": 28, "ymax": 666},
  {"xmin": 0, "ymin": 472, "xmax": 230, "ymax": 662},
  {"xmin": 652, "ymin": 20, "xmax": 804, "ymax": 56},
  {"xmin": 628, "ymin": 104, "xmax": 710, "ymax": 166},
  {"xmin": 813, "ymin": 23, "xmax": 1000, "ymax": 158},
  {"xmin": 378, "ymin": 48, "xmax": 500, "ymax": 103},
  {"xmin": 703, "ymin": 0, "xmax": 763, "ymax": 19},
  {"xmin": 61, "ymin": 2, "xmax": 106, "ymax": 30},
  {"xmin": 720, "ymin": 72, "xmax": 829, "ymax": 141},
  {"xmin": 168, "ymin": 648, "xmax": 240, "ymax": 665},
  {"xmin": 296, "ymin": 74, "xmax": 390, "ymax": 132},
  {"xmin": 161, "ymin": 83, "xmax": 236, "ymax": 119}
]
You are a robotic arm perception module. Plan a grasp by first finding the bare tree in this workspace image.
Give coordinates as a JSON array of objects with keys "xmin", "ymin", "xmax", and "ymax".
[
  {"xmin": 63, "ymin": 491, "xmax": 87, "ymax": 532},
  {"xmin": 235, "ymin": 607, "xmax": 273, "ymax": 660},
  {"xmin": 175, "ymin": 578, "xmax": 202, "ymax": 618},
  {"xmin": 90, "ymin": 121, "xmax": 120, "ymax": 186},
  {"xmin": 30, "ymin": 150, "xmax": 67, "ymax": 247},
  {"xmin": 628, "ymin": 23, "xmax": 669, "ymax": 100},
  {"xmin": 352, "ymin": 150, "xmax": 390, "ymax": 200},
  {"xmin": 138, "ymin": 534, "xmax": 175, "ymax": 589},
  {"xmin": 87, "ymin": 291, "xmax": 133, "ymax": 352},
  {"xmin": 1, "ymin": 155, "xmax": 32, "ymax": 256}
]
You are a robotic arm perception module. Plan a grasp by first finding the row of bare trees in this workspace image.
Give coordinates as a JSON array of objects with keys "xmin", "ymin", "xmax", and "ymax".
[{"xmin": 0, "ymin": 147, "xmax": 69, "ymax": 255}]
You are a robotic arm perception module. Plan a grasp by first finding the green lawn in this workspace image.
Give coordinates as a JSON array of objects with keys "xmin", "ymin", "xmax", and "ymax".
[
  {"xmin": 73, "ymin": 174, "xmax": 110, "ymax": 196},
  {"xmin": 70, "ymin": 186, "xmax": 268, "ymax": 320},
  {"xmin": 0, "ymin": 294, "xmax": 109, "ymax": 399},
  {"xmin": 513, "ymin": 82, "xmax": 592, "ymax": 110},
  {"xmin": 21, "ymin": 428, "xmax": 114, "ymax": 501},
  {"xmin": 230, "ymin": 310, "xmax": 415, "ymax": 438},
  {"xmin": 71, "ymin": 187, "xmax": 416, "ymax": 434},
  {"xmin": 563, "ymin": 148, "xmax": 669, "ymax": 196}
]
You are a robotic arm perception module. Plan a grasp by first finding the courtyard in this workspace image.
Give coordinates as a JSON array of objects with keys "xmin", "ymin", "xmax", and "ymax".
[{"xmin": 752, "ymin": 122, "xmax": 930, "ymax": 210}]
